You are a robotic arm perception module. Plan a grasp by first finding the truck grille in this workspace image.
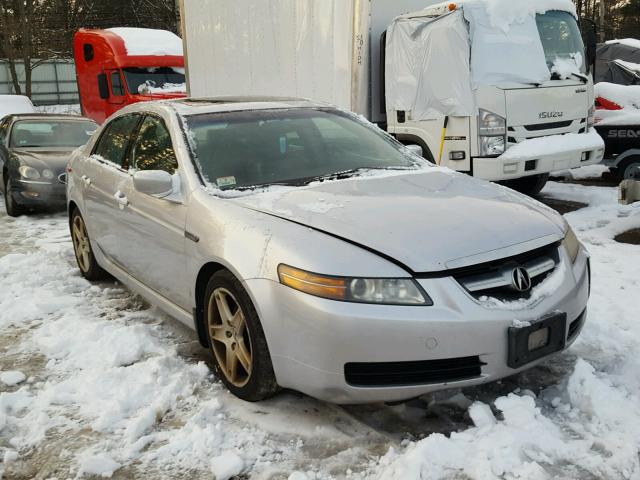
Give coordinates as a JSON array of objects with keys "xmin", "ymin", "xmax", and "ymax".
[
  {"xmin": 453, "ymin": 243, "xmax": 560, "ymax": 301},
  {"xmin": 508, "ymin": 119, "xmax": 585, "ymax": 145},
  {"xmin": 344, "ymin": 356, "xmax": 485, "ymax": 387}
]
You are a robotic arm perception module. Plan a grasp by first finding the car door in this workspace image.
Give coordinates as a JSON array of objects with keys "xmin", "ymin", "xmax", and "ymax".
[
  {"xmin": 81, "ymin": 113, "xmax": 142, "ymax": 267},
  {"xmin": 116, "ymin": 114, "xmax": 190, "ymax": 309}
]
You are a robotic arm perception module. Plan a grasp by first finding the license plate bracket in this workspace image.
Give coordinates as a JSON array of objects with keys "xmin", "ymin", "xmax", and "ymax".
[{"xmin": 507, "ymin": 313, "xmax": 567, "ymax": 369}]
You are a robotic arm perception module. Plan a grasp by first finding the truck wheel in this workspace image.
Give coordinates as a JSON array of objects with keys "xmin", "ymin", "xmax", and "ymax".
[
  {"xmin": 616, "ymin": 157, "xmax": 640, "ymax": 182},
  {"xmin": 501, "ymin": 174, "xmax": 549, "ymax": 197},
  {"xmin": 204, "ymin": 270, "xmax": 278, "ymax": 402},
  {"xmin": 3, "ymin": 178, "xmax": 25, "ymax": 217}
]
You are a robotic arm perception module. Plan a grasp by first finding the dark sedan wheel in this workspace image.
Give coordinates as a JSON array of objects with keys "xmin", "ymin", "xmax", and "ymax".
[
  {"xmin": 4, "ymin": 178, "xmax": 25, "ymax": 217},
  {"xmin": 70, "ymin": 209, "xmax": 108, "ymax": 281},
  {"xmin": 204, "ymin": 270, "xmax": 278, "ymax": 401}
]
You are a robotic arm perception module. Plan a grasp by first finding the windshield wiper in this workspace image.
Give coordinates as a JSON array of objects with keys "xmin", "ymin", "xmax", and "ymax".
[{"xmin": 294, "ymin": 166, "xmax": 411, "ymax": 186}]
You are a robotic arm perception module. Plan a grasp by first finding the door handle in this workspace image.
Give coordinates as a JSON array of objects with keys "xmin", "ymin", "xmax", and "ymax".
[
  {"xmin": 114, "ymin": 190, "xmax": 129, "ymax": 209},
  {"xmin": 81, "ymin": 175, "xmax": 91, "ymax": 186}
]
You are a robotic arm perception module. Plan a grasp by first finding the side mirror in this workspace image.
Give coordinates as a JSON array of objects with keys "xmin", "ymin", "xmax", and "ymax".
[
  {"xmin": 581, "ymin": 18, "xmax": 597, "ymax": 75},
  {"xmin": 405, "ymin": 144, "xmax": 423, "ymax": 157},
  {"xmin": 133, "ymin": 170, "xmax": 174, "ymax": 197},
  {"xmin": 97, "ymin": 73, "xmax": 110, "ymax": 100}
]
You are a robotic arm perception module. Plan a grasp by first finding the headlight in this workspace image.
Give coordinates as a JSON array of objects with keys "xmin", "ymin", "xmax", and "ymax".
[
  {"xmin": 564, "ymin": 227, "xmax": 580, "ymax": 263},
  {"xmin": 587, "ymin": 105, "xmax": 595, "ymax": 130},
  {"xmin": 478, "ymin": 109, "xmax": 506, "ymax": 136},
  {"xmin": 478, "ymin": 109, "xmax": 506, "ymax": 156},
  {"xmin": 278, "ymin": 264, "xmax": 432, "ymax": 306},
  {"xmin": 18, "ymin": 166, "xmax": 41, "ymax": 180},
  {"xmin": 42, "ymin": 169, "xmax": 54, "ymax": 180},
  {"xmin": 480, "ymin": 136, "xmax": 506, "ymax": 156}
]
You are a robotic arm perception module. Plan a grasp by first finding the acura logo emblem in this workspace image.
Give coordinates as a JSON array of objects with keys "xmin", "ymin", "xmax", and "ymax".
[{"xmin": 511, "ymin": 267, "xmax": 532, "ymax": 292}]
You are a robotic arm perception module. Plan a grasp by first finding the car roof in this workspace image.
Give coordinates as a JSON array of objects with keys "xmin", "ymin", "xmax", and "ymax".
[
  {"xmin": 8, "ymin": 113, "xmax": 96, "ymax": 122},
  {"xmin": 158, "ymin": 96, "xmax": 333, "ymax": 116}
]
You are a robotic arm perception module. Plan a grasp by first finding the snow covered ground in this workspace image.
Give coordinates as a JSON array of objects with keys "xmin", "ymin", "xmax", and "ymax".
[{"xmin": 0, "ymin": 178, "xmax": 639, "ymax": 480}]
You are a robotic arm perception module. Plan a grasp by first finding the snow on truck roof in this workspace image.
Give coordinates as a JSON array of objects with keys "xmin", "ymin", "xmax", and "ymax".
[{"xmin": 105, "ymin": 28, "xmax": 183, "ymax": 57}]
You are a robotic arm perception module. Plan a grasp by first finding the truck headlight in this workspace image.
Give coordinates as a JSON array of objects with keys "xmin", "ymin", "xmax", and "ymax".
[
  {"xmin": 478, "ymin": 109, "xmax": 506, "ymax": 156},
  {"xmin": 278, "ymin": 264, "xmax": 432, "ymax": 306},
  {"xmin": 18, "ymin": 166, "xmax": 41, "ymax": 180},
  {"xmin": 564, "ymin": 227, "xmax": 581, "ymax": 263},
  {"xmin": 480, "ymin": 136, "xmax": 506, "ymax": 156},
  {"xmin": 479, "ymin": 109, "xmax": 506, "ymax": 136}
]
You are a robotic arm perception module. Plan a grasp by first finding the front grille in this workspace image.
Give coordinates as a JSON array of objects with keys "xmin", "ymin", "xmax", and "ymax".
[
  {"xmin": 344, "ymin": 356, "xmax": 485, "ymax": 387},
  {"xmin": 524, "ymin": 120, "xmax": 573, "ymax": 131},
  {"xmin": 453, "ymin": 243, "xmax": 560, "ymax": 301}
]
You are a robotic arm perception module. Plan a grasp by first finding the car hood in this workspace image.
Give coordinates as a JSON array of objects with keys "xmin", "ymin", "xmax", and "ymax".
[
  {"xmin": 11, "ymin": 148, "xmax": 74, "ymax": 173},
  {"xmin": 230, "ymin": 169, "xmax": 567, "ymax": 273}
]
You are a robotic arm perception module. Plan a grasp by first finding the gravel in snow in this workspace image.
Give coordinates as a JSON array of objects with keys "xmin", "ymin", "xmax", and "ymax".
[{"xmin": 0, "ymin": 179, "xmax": 639, "ymax": 479}]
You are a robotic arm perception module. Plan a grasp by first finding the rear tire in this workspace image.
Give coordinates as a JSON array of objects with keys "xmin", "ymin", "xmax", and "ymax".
[
  {"xmin": 615, "ymin": 157, "xmax": 640, "ymax": 182},
  {"xmin": 204, "ymin": 270, "xmax": 278, "ymax": 402},
  {"xmin": 4, "ymin": 178, "xmax": 25, "ymax": 217},
  {"xmin": 70, "ymin": 209, "xmax": 108, "ymax": 281},
  {"xmin": 501, "ymin": 173, "xmax": 549, "ymax": 197}
]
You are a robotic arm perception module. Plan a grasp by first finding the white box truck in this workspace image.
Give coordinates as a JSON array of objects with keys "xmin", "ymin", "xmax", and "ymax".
[{"xmin": 179, "ymin": 0, "xmax": 606, "ymax": 194}]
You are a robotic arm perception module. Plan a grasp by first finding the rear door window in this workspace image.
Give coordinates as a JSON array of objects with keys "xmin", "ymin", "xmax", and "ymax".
[{"xmin": 93, "ymin": 114, "xmax": 142, "ymax": 169}]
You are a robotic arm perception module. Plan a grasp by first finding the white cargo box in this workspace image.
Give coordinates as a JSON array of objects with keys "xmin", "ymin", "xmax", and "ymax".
[{"xmin": 180, "ymin": 0, "xmax": 431, "ymax": 122}]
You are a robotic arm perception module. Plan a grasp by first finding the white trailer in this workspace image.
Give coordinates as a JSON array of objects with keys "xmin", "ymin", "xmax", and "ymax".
[{"xmin": 180, "ymin": 0, "xmax": 606, "ymax": 194}]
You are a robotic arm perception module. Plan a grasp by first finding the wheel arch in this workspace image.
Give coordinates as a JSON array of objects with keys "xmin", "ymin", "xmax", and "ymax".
[{"xmin": 193, "ymin": 261, "xmax": 229, "ymax": 348}]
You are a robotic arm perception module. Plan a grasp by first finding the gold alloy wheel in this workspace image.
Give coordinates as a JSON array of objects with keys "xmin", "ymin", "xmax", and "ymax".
[
  {"xmin": 208, "ymin": 287, "xmax": 253, "ymax": 387},
  {"xmin": 72, "ymin": 215, "xmax": 91, "ymax": 273}
]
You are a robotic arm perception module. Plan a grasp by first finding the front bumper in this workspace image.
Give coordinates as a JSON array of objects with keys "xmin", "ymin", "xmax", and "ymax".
[
  {"xmin": 474, "ymin": 141, "xmax": 605, "ymax": 181},
  {"xmin": 246, "ymin": 247, "xmax": 590, "ymax": 404},
  {"xmin": 11, "ymin": 179, "xmax": 67, "ymax": 208}
]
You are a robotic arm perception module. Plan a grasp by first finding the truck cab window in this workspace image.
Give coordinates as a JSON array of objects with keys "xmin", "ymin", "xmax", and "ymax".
[
  {"xmin": 93, "ymin": 114, "xmax": 141, "ymax": 168},
  {"xmin": 111, "ymin": 71, "xmax": 125, "ymax": 97},
  {"xmin": 131, "ymin": 116, "xmax": 178, "ymax": 173},
  {"xmin": 83, "ymin": 43, "xmax": 94, "ymax": 62}
]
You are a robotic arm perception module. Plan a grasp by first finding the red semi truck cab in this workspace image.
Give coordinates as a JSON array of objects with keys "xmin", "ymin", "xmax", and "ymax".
[{"xmin": 73, "ymin": 28, "xmax": 187, "ymax": 124}]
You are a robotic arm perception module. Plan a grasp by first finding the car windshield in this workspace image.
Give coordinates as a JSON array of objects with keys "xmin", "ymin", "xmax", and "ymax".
[
  {"xmin": 536, "ymin": 10, "xmax": 586, "ymax": 76},
  {"xmin": 10, "ymin": 120, "xmax": 97, "ymax": 148},
  {"xmin": 184, "ymin": 108, "xmax": 423, "ymax": 190},
  {"xmin": 123, "ymin": 67, "xmax": 186, "ymax": 95}
]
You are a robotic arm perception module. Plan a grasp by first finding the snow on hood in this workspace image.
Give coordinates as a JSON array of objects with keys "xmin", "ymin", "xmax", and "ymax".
[
  {"xmin": 107, "ymin": 28, "xmax": 183, "ymax": 56},
  {"xmin": 228, "ymin": 169, "xmax": 566, "ymax": 273},
  {"xmin": 595, "ymin": 82, "xmax": 640, "ymax": 126},
  {"xmin": 461, "ymin": 0, "xmax": 576, "ymax": 32}
]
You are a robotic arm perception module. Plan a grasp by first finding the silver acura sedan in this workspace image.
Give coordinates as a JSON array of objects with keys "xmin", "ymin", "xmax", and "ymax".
[{"xmin": 66, "ymin": 98, "xmax": 590, "ymax": 404}]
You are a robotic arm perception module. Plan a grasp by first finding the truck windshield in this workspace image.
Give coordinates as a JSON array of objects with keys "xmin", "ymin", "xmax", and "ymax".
[
  {"xmin": 122, "ymin": 67, "xmax": 186, "ymax": 95},
  {"xmin": 536, "ymin": 11, "xmax": 586, "ymax": 75},
  {"xmin": 10, "ymin": 120, "xmax": 97, "ymax": 148},
  {"xmin": 184, "ymin": 108, "xmax": 423, "ymax": 190}
]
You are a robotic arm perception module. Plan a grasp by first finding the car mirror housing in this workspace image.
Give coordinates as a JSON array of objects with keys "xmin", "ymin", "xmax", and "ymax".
[
  {"xmin": 405, "ymin": 144, "xmax": 423, "ymax": 157},
  {"xmin": 132, "ymin": 170, "xmax": 174, "ymax": 197}
]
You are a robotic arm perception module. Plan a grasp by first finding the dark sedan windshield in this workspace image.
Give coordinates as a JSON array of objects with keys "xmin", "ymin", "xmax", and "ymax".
[
  {"xmin": 184, "ymin": 109, "xmax": 422, "ymax": 190},
  {"xmin": 10, "ymin": 120, "xmax": 97, "ymax": 148}
]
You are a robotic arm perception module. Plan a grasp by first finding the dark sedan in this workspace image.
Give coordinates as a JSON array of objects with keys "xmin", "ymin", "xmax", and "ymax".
[{"xmin": 0, "ymin": 114, "xmax": 97, "ymax": 216}]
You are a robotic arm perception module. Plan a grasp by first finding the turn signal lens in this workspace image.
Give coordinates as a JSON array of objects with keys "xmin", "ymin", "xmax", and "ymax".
[
  {"xmin": 278, "ymin": 265, "xmax": 432, "ymax": 306},
  {"xmin": 448, "ymin": 3, "xmax": 457, "ymax": 11},
  {"xmin": 564, "ymin": 227, "xmax": 581, "ymax": 263}
]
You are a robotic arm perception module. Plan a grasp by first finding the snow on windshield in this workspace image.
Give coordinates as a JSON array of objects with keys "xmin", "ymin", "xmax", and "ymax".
[
  {"xmin": 107, "ymin": 28, "xmax": 183, "ymax": 56},
  {"xmin": 462, "ymin": 0, "xmax": 576, "ymax": 32}
]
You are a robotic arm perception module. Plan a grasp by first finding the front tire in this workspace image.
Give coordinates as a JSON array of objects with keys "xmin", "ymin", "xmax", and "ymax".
[
  {"xmin": 4, "ymin": 178, "xmax": 25, "ymax": 217},
  {"xmin": 502, "ymin": 173, "xmax": 549, "ymax": 197},
  {"xmin": 70, "ymin": 209, "xmax": 108, "ymax": 281},
  {"xmin": 204, "ymin": 270, "xmax": 278, "ymax": 401}
]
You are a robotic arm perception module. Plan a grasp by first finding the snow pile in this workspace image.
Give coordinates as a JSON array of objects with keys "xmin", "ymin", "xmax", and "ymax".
[
  {"xmin": 499, "ymin": 129, "xmax": 604, "ymax": 161},
  {"xmin": 0, "ymin": 95, "xmax": 35, "ymax": 120},
  {"xmin": 35, "ymin": 104, "xmax": 81, "ymax": 115},
  {"xmin": 0, "ymin": 371, "xmax": 26, "ymax": 387},
  {"xmin": 606, "ymin": 38, "xmax": 640, "ymax": 50},
  {"xmin": 595, "ymin": 82, "xmax": 640, "ymax": 126},
  {"xmin": 462, "ymin": 0, "xmax": 576, "ymax": 31},
  {"xmin": 107, "ymin": 28, "xmax": 183, "ymax": 57}
]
